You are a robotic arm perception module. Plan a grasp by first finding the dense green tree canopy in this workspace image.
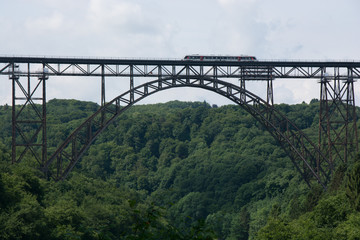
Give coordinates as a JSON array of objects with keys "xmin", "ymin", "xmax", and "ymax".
[{"xmin": 0, "ymin": 99, "xmax": 359, "ymax": 239}]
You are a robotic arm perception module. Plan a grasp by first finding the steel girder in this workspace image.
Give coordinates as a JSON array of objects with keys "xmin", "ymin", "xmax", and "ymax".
[
  {"xmin": 41, "ymin": 76, "xmax": 330, "ymax": 188},
  {"xmin": 1, "ymin": 57, "xmax": 360, "ymax": 79}
]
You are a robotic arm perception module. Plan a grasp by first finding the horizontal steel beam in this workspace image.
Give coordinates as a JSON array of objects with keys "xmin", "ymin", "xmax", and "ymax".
[
  {"xmin": 1, "ymin": 56, "xmax": 360, "ymax": 80},
  {"xmin": 1, "ymin": 55, "xmax": 360, "ymax": 67}
]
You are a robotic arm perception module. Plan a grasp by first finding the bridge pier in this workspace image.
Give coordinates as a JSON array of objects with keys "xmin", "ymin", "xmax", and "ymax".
[
  {"xmin": 101, "ymin": 64, "xmax": 106, "ymax": 107},
  {"xmin": 10, "ymin": 63, "xmax": 48, "ymax": 168},
  {"xmin": 130, "ymin": 65, "xmax": 134, "ymax": 102},
  {"xmin": 266, "ymin": 67, "xmax": 274, "ymax": 105},
  {"xmin": 318, "ymin": 67, "xmax": 358, "ymax": 172},
  {"xmin": 240, "ymin": 78, "xmax": 246, "ymax": 104}
]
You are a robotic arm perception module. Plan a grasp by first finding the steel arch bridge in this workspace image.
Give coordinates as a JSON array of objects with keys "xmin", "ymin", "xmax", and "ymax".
[{"xmin": 1, "ymin": 56, "xmax": 359, "ymax": 189}]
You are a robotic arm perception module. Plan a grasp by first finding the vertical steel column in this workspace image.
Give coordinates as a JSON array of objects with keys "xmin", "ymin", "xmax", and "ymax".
[
  {"xmin": 346, "ymin": 68, "xmax": 358, "ymax": 158},
  {"xmin": 40, "ymin": 64, "xmax": 48, "ymax": 168},
  {"xmin": 240, "ymin": 67, "xmax": 246, "ymax": 104},
  {"xmin": 186, "ymin": 65, "xmax": 190, "ymax": 84},
  {"xmin": 199, "ymin": 65, "xmax": 204, "ymax": 85},
  {"xmin": 11, "ymin": 63, "xmax": 18, "ymax": 164},
  {"xmin": 27, "ymin": 63, "xmax": 31, "ymax": 100},
  {"xmin": 130, "ymin": 65, "xmax": 134, "ymax": 102},
  {"xmin": 318, "ymin": 68, "xmax": 332, "ymax": 173},
  {"xmin": 267, "ymin": 67, "xmax": 274, "ymax": 105},
  {"xmin": 318, "ymin": 67, "xmax": 358, "ymax": 174},
  {"xmin": 158, "ymin": 65, "xmax": 162, "ymax": 88},
  {"xmin": 101, "ymin": 64, "xmax": 105, "ymax": 107},
  {"xmin": 213, "ymin": 66, "xmax": 218, "ymax": 88},
  {"xmin": 172, "ymin": 65, "xmax": 177, "ymax": 85},
  {"xmin": 100, "ymin": 64, "xmax": 106, "ymax": 126}
]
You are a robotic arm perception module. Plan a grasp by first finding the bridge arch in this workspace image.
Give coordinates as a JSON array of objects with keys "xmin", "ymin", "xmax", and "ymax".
[{"xmin": 43, "ymin": 76, "xmax": 331, "ymax": 188}]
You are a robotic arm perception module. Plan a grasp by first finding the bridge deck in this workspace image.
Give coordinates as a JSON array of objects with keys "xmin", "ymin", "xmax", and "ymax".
[
  {"xmin": 1, "ymin": 55, "xmax": 360, "ymax": 66},
  {"xmin": 1, "ymin": 56, "xmax": 360, "ymax": 79}
]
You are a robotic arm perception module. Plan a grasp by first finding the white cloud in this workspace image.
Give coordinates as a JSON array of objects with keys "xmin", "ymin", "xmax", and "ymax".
[
  {"xmin": 88, "ymin": 0, "xmax": 142, "ymax": 30},
  {"xmin": 0, "ymin": 0, "xmax": 360, "ymax": 106},
  {"xmin": 217, "ymin": 0, "xmax": 257, "ymax": 7},
  {"xmin": 273, "ymin": 80, "xmax": 319, "ymax": 104},
  {"xmin": 25, "ymin": 12, "xmax": 64, "ymax": 32}
]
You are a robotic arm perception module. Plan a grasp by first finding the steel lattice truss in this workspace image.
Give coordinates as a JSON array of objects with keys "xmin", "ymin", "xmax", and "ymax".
[
  {"xmin": 42, "ymin": 77, "xmax": 330, "ymax": 187},
  {"xmin": 1, "ymin": 57, "xmax": 360, "ymax": 79},
  {"xmin": 1, "ymin": 56, "xmax": 359, "ymax": 189}
]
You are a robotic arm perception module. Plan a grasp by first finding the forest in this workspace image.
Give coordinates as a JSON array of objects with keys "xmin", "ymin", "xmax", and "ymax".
[{"xmin": 0, "ymin": 99, "xmax": 360, "ymax": 239}]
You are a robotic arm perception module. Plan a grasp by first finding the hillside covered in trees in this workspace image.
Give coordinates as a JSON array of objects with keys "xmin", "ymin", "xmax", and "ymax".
[{"xmin": 0, "ymin": 99, "xmax": 360, "ymax": 239}]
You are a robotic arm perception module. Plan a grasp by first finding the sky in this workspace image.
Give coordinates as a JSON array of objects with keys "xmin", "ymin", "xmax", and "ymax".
[{"xmin": 1, "ymin": 0, "xmax": 360, "ymax": 106}]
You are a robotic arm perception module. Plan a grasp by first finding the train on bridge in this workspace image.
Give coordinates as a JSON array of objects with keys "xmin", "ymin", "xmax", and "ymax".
[{"xmin": 184, "ymin": 55, "xmax": 257, "ymax": 61}]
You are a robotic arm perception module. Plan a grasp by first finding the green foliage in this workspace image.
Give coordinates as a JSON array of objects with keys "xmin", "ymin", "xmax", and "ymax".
[
  {"xmin": 329, "ymin": 163, "xmax": 347, "ymax": 191},
  {"xmin": 256, "ymin": 218, "xmax": 294, "ymax": 240},
  {"xmin": 312, "ymin": 193, "xmax": 351, "ymax": 228},
  {"xmin": 0, "ymin": 164, "xmax": 48, "ymax": 239},
  {"xmin": 229, "ymin": 207, "xmax": 250, "ymax": 240},
  {"xmin": 333, "ymin": 212, "xmax": 360, "ymax": 240},
  {"xmin": 303, "ymin": 184, "xmax": 324, "ymax": 212},
  {"xmin": 1, "ymin": 99, "xmax": 359, "ymax": 239},
  {"xmin": 346, "ymin": 161, "xmax": 360, "ymax": 211}
]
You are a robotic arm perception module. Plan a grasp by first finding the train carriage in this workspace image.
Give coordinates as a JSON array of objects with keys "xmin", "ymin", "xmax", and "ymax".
[{"xmin": 184, "ymin": 55, "xmax": 257, "ymax": 61}]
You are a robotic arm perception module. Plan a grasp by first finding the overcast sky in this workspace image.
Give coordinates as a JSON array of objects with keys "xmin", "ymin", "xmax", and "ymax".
[{"xmin": 1, "ymin": 0, "xmax": 360, "ymax": 106}]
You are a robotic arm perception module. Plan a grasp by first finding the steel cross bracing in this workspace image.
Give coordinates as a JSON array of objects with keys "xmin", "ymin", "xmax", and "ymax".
[
  {"xmin": 1, "ymin": 56, "xmax": 360, "ymax": 188},
  {"xmin": 42, "ymin": 77, "xmax": 330, "ymax": 188},
  {"xmin": 1, "ymin": 56, "xmax": 360, "ymax": 78},
  {"xmin": 318, "ymin": 68, "xmax": 358, "ymax": 170},
  {"xmin": 8, "ymin": 63, "xmax": 48, "ymax": 168}
]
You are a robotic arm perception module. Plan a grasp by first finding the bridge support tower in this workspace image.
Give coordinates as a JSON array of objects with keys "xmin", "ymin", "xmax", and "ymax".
[
  {"xmin": 318, "ymin": 67, "xmax": 358, "ymax": 173},
  {"xmin": 10, "ymin": 63, "xmax": 48, "ymax": 168}
]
